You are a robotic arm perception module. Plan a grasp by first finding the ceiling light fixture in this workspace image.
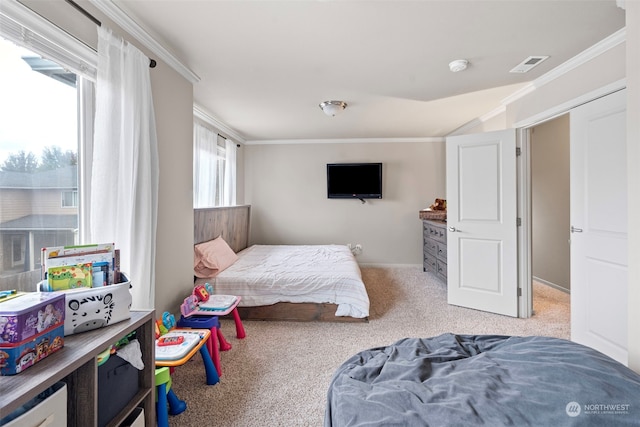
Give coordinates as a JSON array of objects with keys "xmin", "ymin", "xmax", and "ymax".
[
  {"xmin": 448, "ymin": 59, "xmax": 468, "ymax": 73},
  {"xmin": 319, "ymin": 100, "xmax": 347, "ymax": 116}
]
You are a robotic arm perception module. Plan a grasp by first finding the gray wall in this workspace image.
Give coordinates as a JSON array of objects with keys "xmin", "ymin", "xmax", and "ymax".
[
  {"xmin": 244, "ymin": 141, "xmax": 446, "ymax": 264},
  {"xmin": 531, "ymin": 115, "xmax": 570, "ymax": 291}
]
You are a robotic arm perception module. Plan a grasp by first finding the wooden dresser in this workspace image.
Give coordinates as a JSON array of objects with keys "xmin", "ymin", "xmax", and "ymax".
[{"xmin": 422, "ymin": 219, "xmax": 447, "ymax": 284}]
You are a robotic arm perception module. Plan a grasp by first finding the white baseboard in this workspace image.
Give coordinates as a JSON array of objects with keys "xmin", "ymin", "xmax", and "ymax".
[
  {"xmin": 358, "ymin": 263, "xmax": 423, "ymax": 268},
  {"xmin": 533, "ymin": 276, "xmax": 570, "ymax": 294}
]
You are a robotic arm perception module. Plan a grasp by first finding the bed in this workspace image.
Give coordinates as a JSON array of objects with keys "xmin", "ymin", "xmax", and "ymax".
[
  {"xmin": 194, "ymin": 206, "xmax": 370, "ymax": 322},
  {"xmin": 325, "ymin": 333, "xmax": 640, "ymax": 426}
]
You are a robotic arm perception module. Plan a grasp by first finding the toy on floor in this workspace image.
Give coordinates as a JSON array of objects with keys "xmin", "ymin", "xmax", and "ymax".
[
  {"xmin": 180, "ymin": 283, "xmax": 240, "ymax": 317},
  {"xmin": 155, "ymin": 367, "xmax": 186, "ymax": 427},
  {"xmin": 155, "ymin": 312, "xmax": 219, "ymax": 385}
]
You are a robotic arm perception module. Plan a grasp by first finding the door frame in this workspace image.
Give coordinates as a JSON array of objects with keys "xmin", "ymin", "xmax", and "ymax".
[{"xmin": 513, "ymin": 79, "xmax": 626, "ymax": 318}]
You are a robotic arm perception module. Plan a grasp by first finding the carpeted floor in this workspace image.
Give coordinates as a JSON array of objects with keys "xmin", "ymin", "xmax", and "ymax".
[{"xmin": 169, "ymin": 266, "xmax": 570, "ymax": 426}]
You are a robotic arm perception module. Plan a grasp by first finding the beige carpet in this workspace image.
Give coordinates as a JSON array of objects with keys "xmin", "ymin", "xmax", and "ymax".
[{"xmin": 169, "ymin": 266, "xmax": 570, "ymax": 427}]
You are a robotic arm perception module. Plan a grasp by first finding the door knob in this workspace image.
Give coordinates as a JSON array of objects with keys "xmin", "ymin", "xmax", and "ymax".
[
  {"xmin": 570, "ymin": 226, "xmax": 583, "ymax": 233},
  {"xmin": 448, "ymin": 227, "xmax": 457, "ymax": 232}
]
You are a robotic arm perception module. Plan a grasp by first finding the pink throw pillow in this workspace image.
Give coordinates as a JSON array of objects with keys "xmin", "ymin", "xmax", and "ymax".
[{"xmin": 194, "ymin": 236, "xmax": 239, "ymax": 278}]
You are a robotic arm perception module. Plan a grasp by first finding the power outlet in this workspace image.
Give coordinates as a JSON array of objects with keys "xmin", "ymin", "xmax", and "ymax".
[{"xmin": 353, "ymin": 244, "xmax": 363, "ymax": 255}]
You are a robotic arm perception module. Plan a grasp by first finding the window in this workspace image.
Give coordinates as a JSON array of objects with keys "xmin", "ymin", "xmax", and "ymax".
[
  {"xmin": 193, "ymin": 122, "xmax": 236, "ymax": 207},
  {"xmin": 0, "ymin": 5, "xmax": 95, "ymax": 289},
  {"xmin": 61, "ymin": 190, "xmax": 79, "ymax": 208}
]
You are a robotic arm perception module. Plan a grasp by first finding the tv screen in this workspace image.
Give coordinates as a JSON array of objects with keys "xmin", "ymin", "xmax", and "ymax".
[{"xmin": 327, "ymin": 163, "xmax": 382, "ymax": 199}]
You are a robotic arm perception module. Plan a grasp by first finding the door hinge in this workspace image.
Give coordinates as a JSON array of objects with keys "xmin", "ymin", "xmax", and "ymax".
[
  {"xmin": 518, "ymin": 287, "xmax": 522, "ymax": 297},
  {"xmin": 516, "ymin": 147, "xmax": 522, "ymax": 157},
  {"xmin": 517, "ymin": 217, "xmax": 522, "ymax": 227}
]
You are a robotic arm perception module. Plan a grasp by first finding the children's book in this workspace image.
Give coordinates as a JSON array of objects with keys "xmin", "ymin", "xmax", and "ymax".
[
  {"xmin": 47, "ymin": 263, "xmax": 93, "ymax": 291},
  {"xmin": 42, "ymin": 243, "xmax": 115, "ymax": 260},
  {"xmin": 41, "ymin": 243, "xmax": 115, "ymax": 281},
  {"xmin": 92, "ymin": 261, "xmax": 110, "ymax": 287}
]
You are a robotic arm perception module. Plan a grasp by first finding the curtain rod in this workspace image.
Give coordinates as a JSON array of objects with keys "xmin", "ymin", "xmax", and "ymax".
[{"xmin": 65, "ymin": 0, "xmax": 156, "ymax": 68}]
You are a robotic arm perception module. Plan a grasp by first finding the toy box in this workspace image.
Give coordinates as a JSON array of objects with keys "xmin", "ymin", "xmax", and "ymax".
[
  {"xmin": 62, "ymin": 279, "xmax": 132, "ymax": 336},
  {"xmin": 0, "ymin": 292, "xmax": 65, "ymax": 345},
  {"xmin": 0, "ymin": 323, "xmax": 64, "ymax": 375},
  {"xmin": 39, "ymin": 274, "xmax": 132, "ymax": 336}
]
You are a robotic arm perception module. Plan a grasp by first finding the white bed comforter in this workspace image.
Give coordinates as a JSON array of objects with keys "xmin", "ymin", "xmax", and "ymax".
[{"xmin": 196, "ymin": 244, "xmax": 370, "ymax": 318}]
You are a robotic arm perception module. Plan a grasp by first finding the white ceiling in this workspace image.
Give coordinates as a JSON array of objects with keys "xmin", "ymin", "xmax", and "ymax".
[{"xmin": 113, "ymin": 0, "xmax": 625, "ymax": 142}]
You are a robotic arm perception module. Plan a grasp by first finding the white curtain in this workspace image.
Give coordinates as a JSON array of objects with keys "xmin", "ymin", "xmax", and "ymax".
[
  {"xmin": 223, "ymin": 139, "xmax": 237, "ymax": 206},
  {"xmin": 193, "ymin": 123, "xmax": 218, "ymax": 208},
  {"xmin": 90, "ymin": 26, "xmax": 159, "ymax": 310}
]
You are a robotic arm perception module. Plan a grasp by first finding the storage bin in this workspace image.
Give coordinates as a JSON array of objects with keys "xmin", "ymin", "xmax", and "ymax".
[
  {"xmin": 0, "ymin": 292, "xmax": 65, "ymax": 344},
  {"xmin": 0, "ymin": 381, "xmax": 66, "ymax": 426},
  {"xmin": 0, "ymin": 324, "xmax": 65, "ymax": 375},
  {"xmin": 120, "ymin": 407, "xmax": 145, "ymax": 427},
  {"xmin": 98, "ymin": 354, "xmax": 139, "ymax": 427},
  {"xmin": 39, "ymin": 274, "xmax": 132, "ymax": 335}
]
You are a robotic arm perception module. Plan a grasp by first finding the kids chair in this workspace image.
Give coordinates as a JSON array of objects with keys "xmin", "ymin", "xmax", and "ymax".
[
  {"xmin": 155, "ymin": 312, "xmax": 219, "ymax": 386},
  {"xmin": 182, "ymin": 284, "xmax": 246, "ymax": 340},
  {"xmin": 155, "ymin": 367, "xmax": 186, "ymax": 427},
  {"xmin": 179, "ymin": 286, "xmax": 246, "ymax": 376},
  {"xmin": 177, "ymin": 314, "xmax": 229, "ymax": 376}
]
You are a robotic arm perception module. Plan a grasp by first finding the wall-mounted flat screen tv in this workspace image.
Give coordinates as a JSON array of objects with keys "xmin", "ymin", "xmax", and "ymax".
[{"xmin": 327, "ymin": 163, "xmax": 382, "ymax": 199}]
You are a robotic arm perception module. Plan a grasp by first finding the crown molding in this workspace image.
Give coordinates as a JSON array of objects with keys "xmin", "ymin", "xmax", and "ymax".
[
  {"xmin": 512, "ymin": 79, "xmax": 626, "ymax": 129},
  {"xmin": 532, "ymin": 28, "xmax": 625, "ymax": 90},
  {"xmin": 88, "ymin": 0, "xmax": 200, "ymax": 84},
  {"xmin": 194, "ymin": 105, "xmax": 246, "ymax": 143},
  {"xmin": 244, "ymin": 137, "xmax": 444, "ymax": 145}
]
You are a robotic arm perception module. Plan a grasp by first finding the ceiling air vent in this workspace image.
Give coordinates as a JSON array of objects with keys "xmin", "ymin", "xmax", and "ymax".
[{"xmin": 509, "ymin": 55, "xmax": 549, "ymax": 73}]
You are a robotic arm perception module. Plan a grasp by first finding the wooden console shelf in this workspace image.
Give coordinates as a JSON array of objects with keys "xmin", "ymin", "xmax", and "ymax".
[{"xmin": 0, "ymin": 310, "xmax": 156, "ymax": 427}]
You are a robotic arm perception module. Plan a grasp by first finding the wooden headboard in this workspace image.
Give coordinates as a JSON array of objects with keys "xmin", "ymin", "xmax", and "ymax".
[{"xmin": 194, "ymin": 205, "xmax": 251, "ymax": 252}]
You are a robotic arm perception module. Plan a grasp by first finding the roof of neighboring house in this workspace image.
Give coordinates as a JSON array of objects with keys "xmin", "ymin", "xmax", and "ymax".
[
  {"xmin": 0, "ymin": 214, "xmax": 77, "ymax": 231},
  {"xmin": 0, "ymin": 166, "xmax": 77, "ymax": 189}
]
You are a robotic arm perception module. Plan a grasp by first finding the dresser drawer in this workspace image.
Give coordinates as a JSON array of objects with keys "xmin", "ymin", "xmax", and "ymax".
[
  {"xmin": 436, "ymin": 258, "xmax": 447, "ymax": 281},
  {"xmin": 424, "ymin": 252, "xmax": 437, "ymax": 273},
  {"xmin": 424, "ymin": 222, "xmax": 446, "ymax": 244},
  {"xmin": 436, "ymin": 242, "xmax": 447, "ymax": 261},
  {"xmin": 424, "ymin": 238, "xmax": 437, "ymax": 256}
]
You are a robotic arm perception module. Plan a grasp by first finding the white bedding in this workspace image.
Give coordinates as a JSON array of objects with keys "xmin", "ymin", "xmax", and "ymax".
[{"xmin": 195, "ymin": 244, "xmax": 370, "ymax": 318}]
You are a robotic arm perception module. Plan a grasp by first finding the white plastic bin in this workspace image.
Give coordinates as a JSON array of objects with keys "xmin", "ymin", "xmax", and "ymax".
[
  {"xmin": 119, "ymin": 407, "xmax": 145, "ymax": 427},
  {"xmin": 1, "ymin": 382, "xmax": 66, "ymax": 427}
]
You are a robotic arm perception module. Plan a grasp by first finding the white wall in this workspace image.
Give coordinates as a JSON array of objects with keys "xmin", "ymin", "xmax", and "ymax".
[{"xmin": 244, "ymin": 141, "xmax": 446, "ymax": 264}]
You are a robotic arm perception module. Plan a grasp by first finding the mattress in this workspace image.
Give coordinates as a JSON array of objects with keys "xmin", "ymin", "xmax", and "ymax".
[
  {"xmin": 325, "ymin": 333, "xmax": 640, "ymax": 426},
  {"xmin": 195, "ymin": 244, "xmax": 370, "ymax": 318}
]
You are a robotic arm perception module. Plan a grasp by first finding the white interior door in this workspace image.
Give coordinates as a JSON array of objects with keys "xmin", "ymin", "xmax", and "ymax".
[
  {"xmin": 570, "ymin": 89, "xmax": 627, "ymax": 365},
  {"xmin": 446, "ymin": 129, "xmax": 518, "ymax": 317}
]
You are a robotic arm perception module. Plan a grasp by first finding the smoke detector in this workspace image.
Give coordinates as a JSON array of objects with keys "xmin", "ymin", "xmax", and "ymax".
[
  {"xmin": 510, "ymin": 56, "xmax": 549, "ymax": 73},
  {"xmin": 448, "ymin": 59, "xmax": 468, "ymax": 73}
]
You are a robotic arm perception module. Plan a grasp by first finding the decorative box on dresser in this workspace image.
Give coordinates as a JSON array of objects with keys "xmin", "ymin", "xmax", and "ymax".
[{"xmin": 422, "ymin": 219, "xmax": 448, "ymax": 284}]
